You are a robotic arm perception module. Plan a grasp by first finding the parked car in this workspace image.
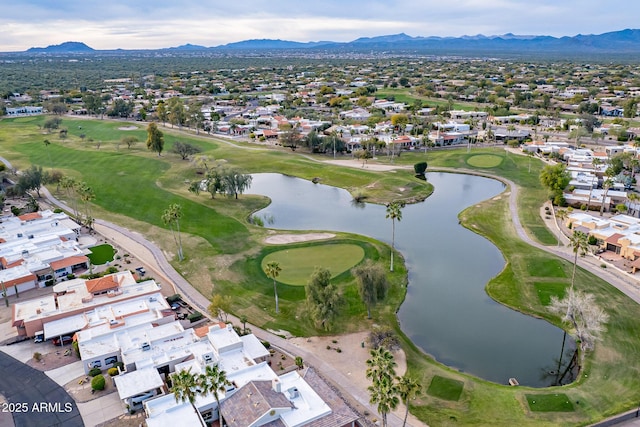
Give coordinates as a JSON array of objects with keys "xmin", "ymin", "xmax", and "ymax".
[{"xmin": 52, "ymin": 336, "xmax": 73, "ymax": 346}]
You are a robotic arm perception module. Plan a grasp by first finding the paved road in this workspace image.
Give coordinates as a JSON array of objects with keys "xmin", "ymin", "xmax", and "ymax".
[{"xmin": 0, "ymin": 352, "xmax": 83, "ymax": 427}]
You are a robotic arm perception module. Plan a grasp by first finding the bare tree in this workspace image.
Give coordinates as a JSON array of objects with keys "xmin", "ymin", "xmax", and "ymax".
[{"xmin": 549, "ymin": 289, "xmax": 609, "ymax": 364}]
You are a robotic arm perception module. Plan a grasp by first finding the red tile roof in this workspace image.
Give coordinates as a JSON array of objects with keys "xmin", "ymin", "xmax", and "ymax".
[
  {"xmin": 85, "ymin": 276, "xmax": 119, "ymax": 293},
  {"xmin": 50, "ymin": 255, "xmax": 88, "ymax": 271},
  {"xmin": 18, "ymin": 212, "xmax": 42, "ymax": 221}
]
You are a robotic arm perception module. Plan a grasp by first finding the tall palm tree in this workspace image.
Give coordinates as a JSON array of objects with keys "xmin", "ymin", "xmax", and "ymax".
[
  {"xmin": 386, "ymin": 202, "xmax": 404, "ymax": 272},
  {"xmin": 368, "ymin": 374, "xmax": 399, "ymax": 427},
  {"xmin": 628, "ymin": 192, "xmax": 640, "ymax": 217},
  {"xmin": 171, "ymin": 368, "xmax": 206, "ymax": 427},
  {"xmin": 568, "ymin": 230, "xmax": 589, "ymax": 293},
  {"xmin": 162, "ymin": 204, "xmax": 184, "ymax": 261},
  {"xmin": 599, "ymin": 177, "xmax": 614, "ymax": 217},
  {"xmin": 264, "ymin": 261, "xmax": 282, "ymax": 313},
  {"xmin": 397, "ymin": 375, "xmax": 422, "ymax": 427},
  {"xmin": 366, "ymin": 347, "xmax": 397, "ymax": 383},
  {"xmin": 197, "ymin": 364, "xmax": 230, "ymax": 425}
]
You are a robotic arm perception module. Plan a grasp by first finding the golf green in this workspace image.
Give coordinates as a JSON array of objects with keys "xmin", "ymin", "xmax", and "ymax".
[
  {"xmin": 262, "ymin": 244, "xmax": 365, "ymax": 286},
  {"xmin": 466, "ymin": 154, "xmax": 503, "ymax": 168}
]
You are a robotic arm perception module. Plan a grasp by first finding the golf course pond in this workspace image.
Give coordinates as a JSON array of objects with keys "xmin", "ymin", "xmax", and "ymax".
[{"xmin": 247, "ymin": 172, "xmax": 575, "ymax": 387}]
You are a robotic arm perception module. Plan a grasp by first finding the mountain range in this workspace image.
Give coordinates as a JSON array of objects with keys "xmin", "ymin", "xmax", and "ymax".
[{"xmin": 22, "ymin": 29, "xmax": 640, "ymax": 57}]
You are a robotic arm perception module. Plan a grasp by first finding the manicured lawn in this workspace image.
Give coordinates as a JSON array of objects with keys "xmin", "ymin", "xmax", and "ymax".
[
  {"xmin": 466, "ymin": 154, "xmax": 504, "ymax": 168},
  {"xmin": 261, "ymin": 244, "xmax": 365, "ymax": 286},
  {"xmin": 426, "ymin": 376, "xmax": 464, "ymax": 401},
  {"xmin": 526, "ymin": 258, "xmax": 567, "ymax": 278},
  {"xmin": 534, "ymin": 282, "xmax": 567, "ymax": 305},
  {"xmin": 526, "ymin": 394, "xmax": 575, "ymax": 412},
  {"xmin": 87, "ymin": 244, "xmax": 115, "ymax": 265}
]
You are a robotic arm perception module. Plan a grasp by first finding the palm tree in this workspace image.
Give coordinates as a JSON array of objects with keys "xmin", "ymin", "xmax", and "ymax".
[
  {"xmin": 162, "ymin": 204, "xmax": 184, "ymax": 261},
  {"xmin": 568, "ymin": 230, "xmax": 589, "ymax": 293},
  {"xmin": 628, "ymin": 192, "xmax": 640, "ymax": 217},
  {"xmin": 397, "ymin": 375, "xmax": 422, "ymax": 427},
  {"xmin": 368, "ymin": 374, "xmax": 399, "ymax": 427},
  {"xmin": 386, "ymin": 201, "xmax": 404, "ymax": 272},
  {"xmin": 171, "ymin": 368, "xmax": 206, "ymax": 427},
  {"xmin": 197, "ymin": 364, "xmax": 230, "ymax": 425},
  {"xmin": 264, "ymin": 261, "xmax": 282, "ymax": 313},
  {"xmin": 366, "ymin": 347, "xmax": 397, "ymax": 383},
  {"xmin": 599, "ymin": 177, "xmax": 614, "ymax": 217}
]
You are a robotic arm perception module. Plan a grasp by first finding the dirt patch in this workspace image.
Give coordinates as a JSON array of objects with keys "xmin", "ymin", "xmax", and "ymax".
[
  {"xmin": 27, "ymin": 349, "xmax": 80, "ymax": 371},
  {"xmin": 289, "ymin": 332, "xmax": 407, "ymax": 394},
  {"xmin": 65, "ymin": 373, "xmax": 118, "ymax": 403},
  {"xmin": 264, "ymin": 233, "xmax": 335, "ymax": 244}
]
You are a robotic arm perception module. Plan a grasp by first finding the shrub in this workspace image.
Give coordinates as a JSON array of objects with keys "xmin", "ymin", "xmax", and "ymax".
[
  {"xmin": 368, "ymin": 326, "xmax": 401, "ymax": 351},
  {"xmin": 187, "ymin": 311, "xmax": 203, "ymax": 323},
  {"xmin": 414, "ymin": 161, "xmax": 428, "ymax": 175},
  {"xmin": 588, "ymin": 235, "xmax": 598, "ymax": 245},
  {"xmin": 261, "ymin": 340, "xmax": 271, "ymax": 349},
  {"xmin": 66, "ymin": 273, "xmax": 75, "ymax": 280},
  {"xmin": 33, "ymin": 352, "xmax": 42, "ymax": 362},
  {"xmin": 45, "ymin": 279, "xmax": 55, "ymax": 287},
  {"xmin": 91, "ymin": 374, "xmax": 106, "ymax": 391},
  {"xmin": 89, "ymin": 367, "xmax": 102, "ymax": 377},
  {"xmin": 53, "ymin": 208, "xmax": 63, "ymax": 213},
  {"xmin": 72, "ymin": 341, "xmax": 80, "ymax": 358},
  {"xmin": 166, "ymin": 294, "xmax": 182, "ymax": 304},
  {"xmin": 108, "ymin": 367, "xmax": 119, "ymax": 377}
]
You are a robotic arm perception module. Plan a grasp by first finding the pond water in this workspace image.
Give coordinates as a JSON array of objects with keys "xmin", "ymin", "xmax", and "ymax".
[{"xmin": 247, "ymin": 172, "xmax": 574, "ymax": 387}]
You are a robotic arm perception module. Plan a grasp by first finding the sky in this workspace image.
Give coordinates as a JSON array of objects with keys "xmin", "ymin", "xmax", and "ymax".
[{"xmin": 2, "ymin": 0, "xmax": 640, "ymax": 52}]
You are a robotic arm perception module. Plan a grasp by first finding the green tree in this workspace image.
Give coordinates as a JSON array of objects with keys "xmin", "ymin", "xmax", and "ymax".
[
  {"xmin": 162, "ymin": 203, "xmax": 184, "ymax": 261},
  {"xmin": 305, "ymin": 267, "xmax": 342, "ymax": 331},
  {"xmin": 264, "ymin": 261, "xmax": 282, "ymax": 314},
  {"xmin": 171, "ymin": 368, "xmax": 206, "ymax": 427},
  {"xmin": 391, "ymin": 114, "xmax": 409, "ymax": 133},
  {"xmin": 366, "ymin": 347, "xmax": 399, "ymax": 427},
  {"xmin": 386, "ymin": 201, "xmax": 404, "ymax": 272},
  {"xmin": 172, "ymin": 141, "xmax": 202, "ymax": 160},
  {"xmin": 121, "ymin": 136, "xmax": 138, "ymax": 150},
  {"xmin": 197, "ymin": 364, "xmax": 230, "ymax": 425},
  {"xmin": 539, "ymin": 163, "xmax": 570, "ymax": 203},
  {"xmin": 16, "ymin": 165, "xmax": 46, "ymax": 198},
  {"xmin": 351, "ymin": 259, "xmax": 389, "ymax": 319},
  {"xmin": 397, "ymin": 375, "xmax": 422, "ymax": 427},
  {"xmin": 208, "ymin": 294, "xmax": 232, "ymax": 322},
  {"xmin": 146, "ymin": 122, "xmax": 164, "ymax": 156},
  {"xmin": 156, "ymin": 101, "xmax": 168, "ymax": 126},
  {"xmin": 221, "ymin": 169, "xmax": 253, "ymax": 199}
]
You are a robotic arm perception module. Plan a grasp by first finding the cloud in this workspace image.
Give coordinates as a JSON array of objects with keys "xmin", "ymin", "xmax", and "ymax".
[{"xmin": 1, "ymin": 0, "xmax": 639, "ymax": 51}]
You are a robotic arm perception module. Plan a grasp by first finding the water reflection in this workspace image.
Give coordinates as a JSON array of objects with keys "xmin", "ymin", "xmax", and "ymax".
[{"xmin": 247, "ymin": 172, "xmax": 574, "ymax": 387}]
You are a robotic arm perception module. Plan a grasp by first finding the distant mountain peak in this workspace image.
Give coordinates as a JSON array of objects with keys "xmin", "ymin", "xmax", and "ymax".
[{"xmin": 27, "ymin": 41, "xmax": 94, "ymax": 53}]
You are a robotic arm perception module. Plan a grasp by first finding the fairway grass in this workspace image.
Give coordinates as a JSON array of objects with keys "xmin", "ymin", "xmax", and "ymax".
[
  {"xmin": 261, "ymin": 244, "xmax": 365, "ymax": 286},
  {"xmin": 427, "ymin": 376, "xmax": 464, "ymax": 401},
  {"xmin": 526, "ymin": 394, "xmax": 575, "ymax": 412},
  {"xmin": 3, "ymin": 117, "xmax": 640, "ymax": 426}
]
